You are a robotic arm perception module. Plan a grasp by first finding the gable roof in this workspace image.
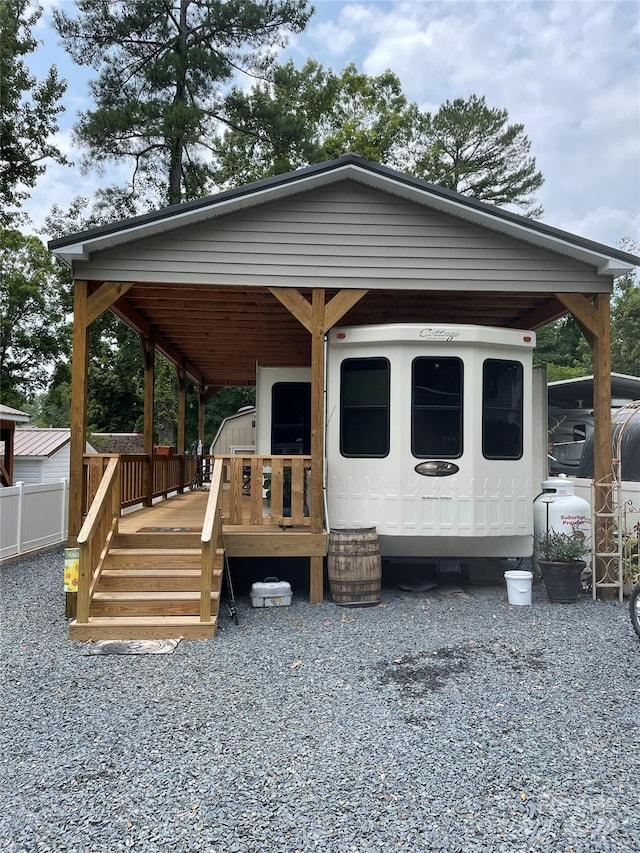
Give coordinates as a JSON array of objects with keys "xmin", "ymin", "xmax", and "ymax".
[
  {"xmin": 49, "ymin": 154, "xmax": 639, "ymax": 277},
  {"xmin": 0, "ymin": 404, "xmax": 30, "ymax": 424},
  {"xmin": 14, "ymin": 428, "xmax": 71, "ymax": 458}
]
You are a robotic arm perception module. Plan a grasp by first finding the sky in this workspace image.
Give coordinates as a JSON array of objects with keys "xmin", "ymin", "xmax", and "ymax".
[{"xmin": 25, "ymin": 0, "xmax": 640, "ymax": 249}]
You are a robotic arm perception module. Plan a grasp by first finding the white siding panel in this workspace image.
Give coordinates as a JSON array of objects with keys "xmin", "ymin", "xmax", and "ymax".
[
  {"xmin": 74, "ymin": 183, "xmax": 606, "ymax": 292},
  {"xmin": 42, "ymin": 445, "xmax": 71, "ymax": 482},
  {"xmin": 12, "ymin": 459, "xmax": 41, "ymax": 485}
]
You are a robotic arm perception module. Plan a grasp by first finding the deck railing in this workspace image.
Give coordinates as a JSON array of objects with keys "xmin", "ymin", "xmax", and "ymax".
[
  {"xmin": 76, "ymin": 456, "xmax": 120, "ymax": 623},
  {"xmin": 80, "ymin": 453, "xmax": 314, "ymax": 529},
  {"xmin": 200, "ymin": 458, "xmax": 224, "ymax": 622},
  {"xmin": 83, "ymin": 453, "xmax": 195, "ymax": 513},
  {"xmin": 218, "ymin": 455, "xmax": 312, "ymax": 526}
]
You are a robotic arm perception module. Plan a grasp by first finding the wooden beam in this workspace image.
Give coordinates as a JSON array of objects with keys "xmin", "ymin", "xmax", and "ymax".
[
  {"xmin": 323, "ymin": 289, "xmax": 368, "ymax": 332},
  {"xmin": 141, "ymin": 335, "xmax": 155, "ymax": 507},
  {"xmin": 69, "ymin": 281, "xmax": 89, "ymax": 543},
  {"xmin": 87, "ymin": 281, "xmax": 134, "ymax": 325},
  {"xmin": 512, "ymin": 297, "xmax": 568, "ymax": 330},
  {"xmin": 269, "ymin": 287, "xmax": 313, "ymax": 333},
  {"xmin": 110, "ymin": 299, "xmax": 204, "ymax": 387},
  {"xmin": 555, "ymin": 293, "xmax": 599, "ymax": 343}
]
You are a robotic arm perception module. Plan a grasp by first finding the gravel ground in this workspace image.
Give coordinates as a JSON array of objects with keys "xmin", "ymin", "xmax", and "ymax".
[{"xmin": 1, "ymin": 546, "xmax": 639, "ymax": 853}]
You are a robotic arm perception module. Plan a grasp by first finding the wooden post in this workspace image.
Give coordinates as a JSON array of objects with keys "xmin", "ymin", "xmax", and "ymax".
[
  {"xmin": 177, "ymin": 364, "xmax": 186, "ymax": 492},
  {"xmin": 141, "ymin": 335, "xmax": 155, "ymax": 507},
  {"xmin": 269, "ymin": 286, "xmax": 368, "ymax": 605},
  {"xmin": 197, "ymin": 384, "xmax": 206, "ymax": 447},
  {"xmin": 557, "ymin": 291, "xmax": 614, "ymax": 597},
  {"xmin": 592, "ymin": 294, "xmax": 615, "ymax": 595},
  {"xmin": 68, "ymin": 281, "xmax": 89, "ymax": 544},
  {"xmin": 67, "ymin": 280, "xmax": 90, "ymax": 618},
  {"xmin": 309, "ymin": 290, "xmax": 326, "ymax": 604}
]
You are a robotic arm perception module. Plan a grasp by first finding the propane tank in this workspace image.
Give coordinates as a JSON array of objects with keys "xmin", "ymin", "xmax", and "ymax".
[{"xmin": 533, "ymin": 474, "xmax": 591, "ymax": 574}]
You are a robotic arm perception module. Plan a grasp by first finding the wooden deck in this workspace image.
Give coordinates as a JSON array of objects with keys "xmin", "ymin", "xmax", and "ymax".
[
  {"xmin": 118, "ymin": 489, "xmax": 328, "ymax": 558},
  {"xmin": 69, "ymin": 456, "xmax": 327, "ymax": 640}
]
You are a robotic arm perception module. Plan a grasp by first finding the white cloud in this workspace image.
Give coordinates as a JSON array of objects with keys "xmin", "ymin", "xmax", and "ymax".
[
  {"xmin": 300, "ymin": 0, "xmax": 639, "ymax": 246},
  {"xmin": 19, "ymin": 0, "xmax": 640, "ymax": 250}
]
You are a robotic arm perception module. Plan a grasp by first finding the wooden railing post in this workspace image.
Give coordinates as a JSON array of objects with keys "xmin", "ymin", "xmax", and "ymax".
[
  {"xmin": 201, "ymin": 458, "xmax": 223, "ymax": 622},
  {"xmin": 76, "ymin": 457, "xmax": 119, "ymax": 625}
]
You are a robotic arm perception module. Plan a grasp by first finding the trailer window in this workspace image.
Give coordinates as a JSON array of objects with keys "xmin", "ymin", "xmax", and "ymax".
[
  {"xmin": 341, "ymin": 358, "xmax": 390, "ymax": 457},
  {"xmin": 271, "ymin": 382, "xmax": 311, "ymax": 455},
  {"xmin": 412, "ymin": 357, "xmax": 463, "ymax": 458},
  {"xmin": 482, "ymin": 360, "xmax": 523, "ymax": 459}
]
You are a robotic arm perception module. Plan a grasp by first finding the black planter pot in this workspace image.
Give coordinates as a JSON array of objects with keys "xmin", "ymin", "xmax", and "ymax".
[{"xmin": 538, "ymin": 560, "xmax": 586, "ymax": 602}]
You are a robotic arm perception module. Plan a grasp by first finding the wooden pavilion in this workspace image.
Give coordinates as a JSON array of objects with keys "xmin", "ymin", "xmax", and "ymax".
[{"xmin": 49, "ymin": 154, "xmax": 640, "ymax": 641}]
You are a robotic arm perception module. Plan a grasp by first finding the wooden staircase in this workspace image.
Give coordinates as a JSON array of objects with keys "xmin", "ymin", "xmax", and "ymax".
[{"xmin": 69, "ymin": 532, "xmax": 222, "ymax": 641}]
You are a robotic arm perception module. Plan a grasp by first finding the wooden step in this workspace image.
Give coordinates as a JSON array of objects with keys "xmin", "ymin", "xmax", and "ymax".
[
  {"xmin": 99, "ymin": 568, "xmax": 222, "ymax": 592},
  {"xmin": 69, "ymin": 615, "xmax": 217, "ymax": 641},
  {"xmin": 106, "ymin": 548, "xmax": 203, "ymax": 569},
  {"xmin": 91, "ymin": 590, "xmax": 220, "ymax": 617},
  {"xmin": 111, "ymin": 532, "xmax": 202, "ymax": 549}
]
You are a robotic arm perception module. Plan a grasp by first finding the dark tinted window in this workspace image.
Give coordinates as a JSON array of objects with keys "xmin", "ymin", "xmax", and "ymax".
[
  {"xmin": 340, "ymin": 358, "xmax": 390, "ymax": 457},
  {"xmin": 482, "ymin": 360, "xmax": 523, "ymax": 459},
  {"xmin": 271, "ymin": 382, "xmax": 311, "ymax": 454},
  {"xmin": 412, "ymin": 357, "xmax": 463, "ymax": 458}
]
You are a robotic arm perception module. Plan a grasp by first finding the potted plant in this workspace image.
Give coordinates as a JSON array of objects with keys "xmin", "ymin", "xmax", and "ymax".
[
  {"xmin": 621, "ymin": 526, "xmax": 640, "ymax": 596},
  {"xmin": 536, "ymin": 526, "xmax": 590, "ymax": 602}
]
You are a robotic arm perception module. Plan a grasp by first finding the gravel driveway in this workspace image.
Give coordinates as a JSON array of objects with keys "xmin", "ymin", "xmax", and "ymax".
[{"xmin": 1, "ymin": 546, "xmax": 639, "ymax": 853}]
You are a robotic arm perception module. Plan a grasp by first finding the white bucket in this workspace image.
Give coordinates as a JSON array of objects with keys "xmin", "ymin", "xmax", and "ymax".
[{"xmin": 504, "ymin": 570, "xmax": 533, "ymax": 606}]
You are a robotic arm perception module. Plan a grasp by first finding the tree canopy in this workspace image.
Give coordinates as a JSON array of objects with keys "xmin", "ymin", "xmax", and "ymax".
[
  {"xmin": 0, "ymin": 0, "xmax": 67, "ymax": 226},
  {"xmin": 214, "ymin": 61, "xmax": 420, "ymax": 187},
  {"xmin": 610, "ymin": 241, "xmax": 640, "ymax": 376},
  {"xmin": 0, "ymin": 228, "xmax": 70, "ymax": 408},
  {"xmin": 54, "ymin": 0, "xmax": 312, "ymax": 207},
  {"xmin": 214, "ymin": 64, "xmax": 544, "ymax": 214},
  {"xmin": 413, "ymin": 95, "xmax": 544, "ymax": 217}
]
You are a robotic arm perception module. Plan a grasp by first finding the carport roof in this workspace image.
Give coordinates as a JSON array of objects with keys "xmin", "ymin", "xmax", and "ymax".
[
  {"xmin": 48, "ymin": 155, "xmax": 640, "ymax": 390},
  {"xmin": 49, "ymin": 153, "xmax": 639, "ymax": 277}
]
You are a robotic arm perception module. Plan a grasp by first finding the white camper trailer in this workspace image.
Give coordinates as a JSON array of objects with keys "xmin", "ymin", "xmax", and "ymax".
[
  {"xmin": 255, "ymin": 323, "xmax": 539, "ymax": 560},
  {"xmin": 326, "ymin": 324, "xmax": 537, "ymax": 558}
]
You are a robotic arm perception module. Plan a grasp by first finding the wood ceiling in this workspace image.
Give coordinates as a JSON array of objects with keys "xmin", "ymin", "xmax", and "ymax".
[{"xmin": 102, "ymin": 281, "xmax": 570, "ymax": 389}]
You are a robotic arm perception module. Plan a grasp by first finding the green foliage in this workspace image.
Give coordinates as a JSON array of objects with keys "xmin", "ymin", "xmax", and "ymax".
[
  {"xmin": 0, "ymin": 0, "xmax": 67, "ymax": 226},
  {"xmin": 54, "ymin": 0, "xmax": 312, "ymax": 207},
  {"xmin": 414, "ymin": 95, "xmax": 544, "ymax": 216},
  {"xmin": 537, "ymin": 527, "xmax": 590, "ymax": 562},
  {"xmin": 215, "ymin": 60, "xmax": 419, "ymax": 181},
  {"xmin": 534, "ymin": 317, "xmax": 592, "ymax": 379},
  {"xmin": 155, "ymin": 354, "xmax": 178, "ymax": 445},
  {"xmin": 0, "ymin": 229, "xmax": 70, "ymax": 408},
  {"xmin": 215, "ymin": 69, "xmax": 542, "ymax": 215},
  {"xmin": 611, "ymin": 245, "xmax": 640, "ymax": 375},
  {"xmin": 86, "ymin": 318, "xmax": 144, "ymax": 433}
]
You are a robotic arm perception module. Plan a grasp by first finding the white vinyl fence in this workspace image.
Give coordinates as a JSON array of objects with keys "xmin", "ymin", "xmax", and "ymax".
[{"xmin": 0, "ymin": 480, "xmax": 68, "ymax": 561}]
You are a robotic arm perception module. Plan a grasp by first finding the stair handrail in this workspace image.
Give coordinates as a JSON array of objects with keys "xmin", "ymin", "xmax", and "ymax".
[
  {"xmin": 200, "ymin": 457, "xmax": 224, "ymax": 622},
  {"xmin": 76, "ymin": 456, "xmax": 121, "ymax": 623}
]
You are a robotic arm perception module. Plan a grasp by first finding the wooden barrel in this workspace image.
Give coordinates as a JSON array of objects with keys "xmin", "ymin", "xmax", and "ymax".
[{"xmin": 328, "ymin": 528, "xmax": 382, "ymax": 606}]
